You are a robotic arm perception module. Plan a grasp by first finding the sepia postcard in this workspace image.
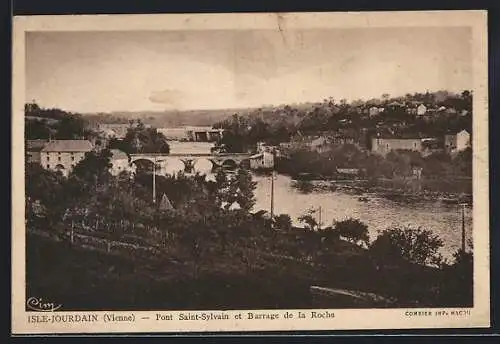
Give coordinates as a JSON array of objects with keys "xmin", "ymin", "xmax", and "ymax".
[{"xmin": 11, "ymin": 10, "xmax": 490, "ymax": 334}]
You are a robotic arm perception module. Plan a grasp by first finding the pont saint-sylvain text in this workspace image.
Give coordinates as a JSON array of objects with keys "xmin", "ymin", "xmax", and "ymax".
[{"xmin": 155, "ymin": 311, "xmax": 335, "ymax": 321}]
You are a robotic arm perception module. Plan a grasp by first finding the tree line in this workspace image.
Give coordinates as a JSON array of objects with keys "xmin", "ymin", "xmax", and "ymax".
[
  {"xmin": 212, "ymin": 90, "xmax": 472, "ymax": 153},
  {"xmin": 276, "ymin": 144, "xmax": 472, "ymax": 181}
]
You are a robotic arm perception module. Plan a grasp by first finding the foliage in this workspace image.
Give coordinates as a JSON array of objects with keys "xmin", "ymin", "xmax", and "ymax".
[
  {"xmin": 298, "ymin": 208, "xmax": 319, "ymax": 231},
  {"xmin": 25, "ymin": 102, "xmax": 95, "ymax": 140},
  {"xmin": 273, "ymin": 214, "xmax": 293, "ymax": 231},
  {"xmin": 120, "ymin": 120, "xmax": 170, "ymax": 154},
  {"xmin": 370, "ymin": 226, "xmax": 444, "ymax": 267},
  {"xmin": 212, "ymin": 90, "xmax": 473, "ymax": 153},
  {"xmin": 334, "ymin": 218, "xmax": 369, "ymax": 246}
]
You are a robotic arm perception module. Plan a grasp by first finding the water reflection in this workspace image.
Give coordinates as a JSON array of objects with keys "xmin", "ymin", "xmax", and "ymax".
[{"xmin": 252, "ymin": 174, "xmax": 472, "ymax": 260}]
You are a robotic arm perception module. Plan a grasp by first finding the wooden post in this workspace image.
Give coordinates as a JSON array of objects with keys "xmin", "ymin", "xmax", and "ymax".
[
  {"xmin": 152, "ymin": 157, "xmax": 156, "ymax": 204},
  {"xmin": 461, "ymin": 203, "xmax": 466, "ymax": 252},
  {"xmin": 70, "ymin": 220, "xmax": 74, "ymax": 244},
  {"xmin": 270, "ymin": 169, "xmax": 275, "ymax": 226},
  {"xmin": 318, "ymin": 206, "xmax": 322, "ymax": 231}
]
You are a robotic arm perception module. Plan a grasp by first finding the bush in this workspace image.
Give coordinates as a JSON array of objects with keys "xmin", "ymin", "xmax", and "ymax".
[
  {"xmin": 370, "ymin": 226, "xmax": 444, "ymax": 267},
  {"xmin": 273, "ymin": 214, "xmax": 292, "ymax": 231},
  {"xmin": 334, "ymin": 218, "xmax": 369, "ymax": 246}
]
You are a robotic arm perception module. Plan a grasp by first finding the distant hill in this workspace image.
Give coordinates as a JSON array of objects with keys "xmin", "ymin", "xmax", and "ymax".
[{"xmin": 82, "ymin": 108, "xmax": 260, "ymax": 128}]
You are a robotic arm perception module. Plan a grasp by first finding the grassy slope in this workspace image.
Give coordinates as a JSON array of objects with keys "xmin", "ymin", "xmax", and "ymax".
[{"xmin": 26, "ymin": 231, "xmax": 471, "ymax": 311}]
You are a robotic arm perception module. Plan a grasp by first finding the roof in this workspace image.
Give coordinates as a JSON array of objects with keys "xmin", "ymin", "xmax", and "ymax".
[
  {"xmin": 250, "ymin": 153, "xmax": 264, "ymax": 159},
  {"xmin": 110, "ymin": 149, "xmax": 128, "ymax": 160},
  {"xmin": 445, "ymin": 129, "xmax": 470, "ymax": 136},
  {"xmin": 26, "ymin": 140, "xmax": 48, "ymax": 152},
  {"xmin": 41, "ymin": 140, "xmax": 93, "ymax": 152}
]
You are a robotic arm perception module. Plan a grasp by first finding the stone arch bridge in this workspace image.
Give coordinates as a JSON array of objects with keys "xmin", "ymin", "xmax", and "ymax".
[{"xmin": 129, "ymin": 153, "xmax": 252, "ymax": 175}]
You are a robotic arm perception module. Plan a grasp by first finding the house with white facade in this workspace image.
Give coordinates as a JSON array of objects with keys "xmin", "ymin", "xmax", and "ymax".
[
  {"xmin": 249, "ymin": 151, "xmax": 274, "ymax": 170},
  {"xmin": 109, "ymin": 149, "xmax": 130, "ymax": 176},
  {"xmin": 40, "ymin": 140, "xmax": 93, "ymax": 177},
  {"xmin": 444, "ymin": 129, "xmax": 470, "ymax": 154},
  {"xmin": 416, "ymin": 104, "xmax": 427, "ymax": 116},
  {"xmin": 371, "ymin": 136, "xmax": 423, "ymax": 157}
]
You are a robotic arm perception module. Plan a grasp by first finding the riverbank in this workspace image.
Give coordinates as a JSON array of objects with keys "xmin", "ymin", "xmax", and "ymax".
[{"xmin": 289, "ymin": 178, "xmax": 472, "ymax": 205}]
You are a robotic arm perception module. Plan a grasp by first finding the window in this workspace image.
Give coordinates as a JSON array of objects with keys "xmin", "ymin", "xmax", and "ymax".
[
  {"xmin": 414, "ymin": 142, "xmax": 417, "ymax": 148},
  {"xmin": 58, "ymin": 156, "xmax": 61, "ymax": 162},
  {"xmin": 47, "ymin": 164, "xmax": 50, "ymax": 169},
  {"xmin": 71, "ymin": 156, "xmax": 75, "ymax": 161},
  {"xmin": 46, "ymin": 156, "xmax": 50, "ymax": 161}
]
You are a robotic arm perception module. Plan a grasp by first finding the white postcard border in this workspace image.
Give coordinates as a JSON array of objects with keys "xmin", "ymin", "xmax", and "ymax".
[{"xmin": 11, "ymin": 10, "xmax": 490, "ymax": 334}]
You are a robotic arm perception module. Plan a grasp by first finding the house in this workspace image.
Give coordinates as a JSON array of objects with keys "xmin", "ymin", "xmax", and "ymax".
[
  {"xmin": 445, "ymin": 108, "xmax": 458, "ymax": 115},
  {"xmin": 256, "ymin": 141, "xmax": 278, "ymax": 154},
  {"xmin": 371, "ymin": 136, "xmax": 423, "ymax": 157},
  {"xmin": 249, "ymin": 151, "xmax": 274, "ymax": 170},
  {"xmin": 369, "ymin": 106, "xmax": 383, "ymax": 117},
  {"xmin": 421, "ymin": 138, "xmax": 444, "ymax": 157},
  {"xmin": 26, "ymin": 139, "xmax": 49, "ymax": 164},
  {"xmin": 309, "ymin": 136, "xmax": 330, "ymax": 153},
  {"xmin": 40, "ymin": 140, "xmax": 93, "ymax": 177},
  {"xmin": 97, "ymin": 123, "xmax": 130, "ymax": 139},
  {"xmin": 417, "ymin": 104, "xmax": 427, "ymax": 116},
  {"xmin": 184, "ymin": 126, "xmax": 224, "ymax": 142},
  {"xmin": 109, "ymin": 149, "xmax": 130, "ymax": 176},
  {"xmin": 444, "ymin": 129, "xmax": 470, "ymax": 154}
]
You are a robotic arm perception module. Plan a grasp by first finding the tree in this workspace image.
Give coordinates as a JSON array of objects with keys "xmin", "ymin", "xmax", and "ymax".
[
  {"xmin": 273, "ymin": 214, "xmax": 292, "ymax": 231},
  {"xmin": 70, "ymin": 149, "xmax": 113, "ymax": 187},
  {"xmin": 121, "ymin": 120, "xmax": 170, "ymax": 154},
  {"xmin": 370, "ymin": 226, "xmax": 444, "ymax": 267},
  {"xmin": 298, "ymin": 209, "xmax": 318, "ymax": 231},
  {"xmin": 334, "ymin": 218, "xmax": 369, "ymax": 246},
  {"xmin": 228, "ymin": 169, "xmax": 257, "ymax": 212}
]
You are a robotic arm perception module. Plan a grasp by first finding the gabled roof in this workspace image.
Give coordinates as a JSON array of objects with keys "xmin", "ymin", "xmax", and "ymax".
[
  {"xmin": 26, "ymin": 139, "xmax": 48, "ymax": 152},
  {"xmin": 41, "ymin": 140, "xmax": 93, "ymax": 152},
  {"xmin": 445, "ymin": 129, "xmax": 470, "ymax": 136}
]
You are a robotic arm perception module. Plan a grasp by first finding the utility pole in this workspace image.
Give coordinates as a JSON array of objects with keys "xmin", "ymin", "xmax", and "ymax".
[
  {"xmin": 153, "ymin": 156, "xmax": 164, "ymax": 204},
  {"xmin": 270, "ymin": 169, "xmax": 274, "ymax": 222},
  {"xmin": 461, "ymin": 203, "xmax": 466, "ymax": 252},
  {"xmin": 270, "ymin": 149, "xmax": 277, "ymax": 227},
  {"xmin": 318, "ymin": 206, "xmax": 322, "ymax": 230},
  {"xmin": 152, "ymin": 156, "xmax": 156, "ymax": 204}
]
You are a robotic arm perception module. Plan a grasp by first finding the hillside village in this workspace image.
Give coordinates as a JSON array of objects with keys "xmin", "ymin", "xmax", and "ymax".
[
  {"xmin": 24, "ymin": 90, "xmax": 474, "ymax": 310},
  {"xmin": 25, "ymin": 90, "xmax": 472, "ymax": 183}
]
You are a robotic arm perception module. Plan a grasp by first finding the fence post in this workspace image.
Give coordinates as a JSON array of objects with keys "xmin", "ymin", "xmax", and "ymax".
[
  {"xmin": 107, "ymin": 241, "xmax": 111, "ymax": 253},
  {"xmin": 70, "ymin": 220, "xmax": 74, "ymax": 244}
]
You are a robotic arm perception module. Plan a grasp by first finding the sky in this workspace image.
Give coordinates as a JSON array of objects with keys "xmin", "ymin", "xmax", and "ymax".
[{"xmin": 25, "ymin": 27, "xmax": 472, "ymax": 113}]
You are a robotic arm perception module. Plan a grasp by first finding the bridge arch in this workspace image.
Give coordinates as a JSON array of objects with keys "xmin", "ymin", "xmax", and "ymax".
[
  {"xmin": 221, "ymin": 159, "xmax": 238, "ymax": 171},
  {"xmin": 130, "ymin": 158, "xmax": 155, "ymax": 174},
  {"xmin": 162, "ymin": 158, "xmax": 184, "ymax": 175}
]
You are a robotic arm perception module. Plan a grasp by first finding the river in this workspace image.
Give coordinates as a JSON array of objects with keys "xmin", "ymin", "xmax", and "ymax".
[{"xmin": 251, "ymin": 173, "xmax": 472, "ymax": 260}]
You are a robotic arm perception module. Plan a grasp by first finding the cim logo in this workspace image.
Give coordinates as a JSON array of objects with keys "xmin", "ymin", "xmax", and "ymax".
[{"xmin": 26, "ymin": 297, "xmax": 62, "ymax": 312}]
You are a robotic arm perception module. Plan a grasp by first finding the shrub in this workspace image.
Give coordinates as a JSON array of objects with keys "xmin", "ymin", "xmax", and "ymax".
[
  {"xmin": 334, "ymin": 218, "xmax": 369, "ymax": 246},
  {"xmin": 370, "ymin": 226, "xmax": 444, "ymax": 267},
  {"xmin": 273, "ymin": 214, "xmax": 293, "ymax": 231}
]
